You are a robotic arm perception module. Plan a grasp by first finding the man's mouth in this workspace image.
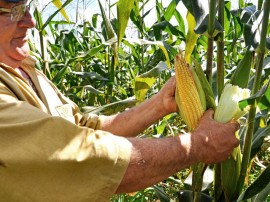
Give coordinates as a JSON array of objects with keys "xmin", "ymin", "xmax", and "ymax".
[{"xmin": 14, "ymin": 35, "xmax": 28, "ymax": 41}]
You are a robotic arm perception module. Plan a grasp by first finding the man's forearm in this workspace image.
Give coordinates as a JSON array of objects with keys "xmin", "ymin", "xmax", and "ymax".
[
  {"xmin": 115, "ymin": 110, "xmax": 240, "ymax": 193},
  {"xmin": 101, "ymin": 94, "xmax": 169, "ymax": 137},
  {"xmin": 115, "ymin": 134, "xmax": 197, "ymax": 193}
]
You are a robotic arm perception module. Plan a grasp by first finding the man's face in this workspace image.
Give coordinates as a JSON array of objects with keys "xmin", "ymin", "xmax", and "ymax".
[{"xmin": 0, "ymin": 0, "xmax": 35, "ymax": 67}]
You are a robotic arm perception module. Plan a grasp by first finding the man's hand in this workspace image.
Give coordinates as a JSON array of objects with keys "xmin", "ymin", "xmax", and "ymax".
[
  {"xmin": 153, "ymin": 76, "xmax": 178, "ymax": 114},
  {"xmin": 190, "ymin": 109, "xmax": 240, "ymax": 164}
]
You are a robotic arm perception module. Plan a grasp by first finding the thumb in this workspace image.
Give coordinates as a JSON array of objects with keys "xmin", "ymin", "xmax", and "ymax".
[{"xmin": 204, "ymin": 109, "xmax": 214, "ymax": 119}]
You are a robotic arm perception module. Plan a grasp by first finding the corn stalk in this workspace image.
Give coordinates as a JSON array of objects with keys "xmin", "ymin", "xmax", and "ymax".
[
  {"xmin": 98, "ymin": 0, "xmax": 119, "ymax": 102},
  {"xmin": 236, "ymin": 0, "xmax": 270, "ymax": 196},
  {"xmin": 205, "ymin": 0, "xmax": 217, "ymax": 85},
  {"xmin": 214, "ymin": 0, "xmax": 225, "ymax": 200},
  {"xmin": 192, "ymin": 1, "xmax": 217, "ymax": 201}
]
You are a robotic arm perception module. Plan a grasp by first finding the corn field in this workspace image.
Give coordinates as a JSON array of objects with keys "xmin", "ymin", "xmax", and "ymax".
[{"xmin": 29, "ymin": 0, "xmax": 270, "ymax": 201}]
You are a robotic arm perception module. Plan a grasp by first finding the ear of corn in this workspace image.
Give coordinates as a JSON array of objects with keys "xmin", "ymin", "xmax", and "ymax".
[
  {"xmin": 174, "ymin": 54, "xmax": 206, "ymax": 131},
  {"xmin": 214, "ymin": 84, "xmax": 250, "ymax": 202},
  {"xmin": 174, "ymin": 54, "xmax": 207, "ymax": 202},
  {"xmin": 221, "ymin": 145, "xmax": 242, "ymax": 202}
]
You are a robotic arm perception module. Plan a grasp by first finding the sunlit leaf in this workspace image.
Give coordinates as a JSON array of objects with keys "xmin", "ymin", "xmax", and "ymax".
[
  {"xmin": 185, "ymin": 12, "xmax": 199, "ymax": 64},
  {"xmin": 42, "ymin": 0, "xmax": 72, "ymax": 29},
  {"xmin": 117, "ymin": 0, "xmax": 135, "ymax": 45},
  {"xmin": 52, "ymin": 0, "xmax": 70, "ymax": 22},
  {"xmin": 135, "ymin": 77, "xmax": 156, "ymax": 103}
]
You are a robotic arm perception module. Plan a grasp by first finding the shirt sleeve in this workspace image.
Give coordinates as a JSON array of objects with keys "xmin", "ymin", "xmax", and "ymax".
[{"xmin": 0, "ymin": 84, "xmax": 132, "ymax": 202}]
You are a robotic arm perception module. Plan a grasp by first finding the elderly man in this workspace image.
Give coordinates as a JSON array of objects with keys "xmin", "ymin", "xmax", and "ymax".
[{"xmin": 0, "ymin": 0, "xmax": 239, "ymax": 201}]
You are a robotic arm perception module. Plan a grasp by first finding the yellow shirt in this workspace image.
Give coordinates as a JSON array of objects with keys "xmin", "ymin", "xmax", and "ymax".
[{"xmin": 0, "ymin": 57, "xmax": 131, "ymax": 202}]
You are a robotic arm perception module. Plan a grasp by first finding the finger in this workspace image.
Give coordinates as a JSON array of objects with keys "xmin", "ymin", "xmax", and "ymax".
[
  {"xmin": 234, "ymin": 138, "xmax": 240, "ymax": 147},
  {"xmin": 228, "ymin": 121, "xmax": 240, "ymax": 131},
  {"xmin": 204, "ymin": 108, "xmax": 214, "ymax": 119}
]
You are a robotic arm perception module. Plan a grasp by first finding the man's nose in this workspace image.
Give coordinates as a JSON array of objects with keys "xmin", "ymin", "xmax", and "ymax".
[{"xmin": 18, "ymin": 9, "xmax": 36, "ymax": 28}]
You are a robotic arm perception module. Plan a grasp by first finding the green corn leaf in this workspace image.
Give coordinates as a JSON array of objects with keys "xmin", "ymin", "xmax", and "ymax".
[
  {"xmin": 181, "ymin": 0, "xmax": 223, "ymax": 37},
  {"xmin": 250, "ymin": 126, "xmax": 270, "ymax": 160},
  {"xmin": 237, "ymin": 164, "xmax": 270, "ymax": 202},
  {"xmin": 73, "ymin": 44, "xmax": 105, "ymax": 60},
  {"xmin": 224, "ymin": 1, "xmax": 231, "ymax": 38},
  {"xmin": 129, "ymin": 1, "xmax": 144, "ymax": 34},
  {"xmin": 252, "ymin": 183, "xmax": 270, "ymax": 202},
  {"xmin": 153, "ymin": 20, "xmax": 185, "ymax": 41},
  {"xmin": 231, "ymin": 51, "xmax": 253, "ymax": 89},
  {"xmin": 117, "ymin": 0, "xmax": 135, "ymax": 45},
  {"xmin": 153, "ymin": 185, "xmax": 170, "ymax": 202},
  {"xmin": 51, "ymin": 64, "xmax": 68, "ymax": 85},
  {"xmin": 137, "ymin": 61, "xmax": 168, "ymax": 78},
  {"xmin": 239, "ymin": 81, "xmax": 270, "ymax": 110},
  {"xmin": 72, "ymin": 72, "xmax": 108, "ymax": 81},
  {"xmin": 173, "ymin": 9, "xmax": 186, "ymax": 35},
  {"xmin": 163, "ymin": 0, "xmax": 181, "ymax": 22},
  {"xmin": 238, "ymin": 5, "xmax": 270, "ymax": 51},
  {"xmin": 83, "ymin": 97, "xmax": 137, "ymax": 115},
  {"xmin": 123, "ymin": 38, "xmax": 171, "ymax": 68},
  {"xmin": 83, "ymin": 85, "xmax": 104, "ymax": 94}
]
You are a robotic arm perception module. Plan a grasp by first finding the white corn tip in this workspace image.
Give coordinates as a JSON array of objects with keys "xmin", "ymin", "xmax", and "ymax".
[{"xmin": 214, "ymin": 84, "xmax": 251, "ymax": 123}]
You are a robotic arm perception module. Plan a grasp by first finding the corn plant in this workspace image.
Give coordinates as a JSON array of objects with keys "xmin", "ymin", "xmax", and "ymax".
[{"xmin": 30, "ymin": 0, "xmax": 270, "ymax": 201}]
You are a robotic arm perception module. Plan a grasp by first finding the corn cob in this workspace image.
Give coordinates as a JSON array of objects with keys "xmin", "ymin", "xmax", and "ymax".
[
  {"xmin": 174, "ymin": 54, "xmax": 208, "ymax": 202},
  {"xmin": 174, "ymin": 54, "xmax": 206, "ymax": 130},
  {"xmin": 214, "ymin": 84, "xmax": 250, "ymax": 202}
]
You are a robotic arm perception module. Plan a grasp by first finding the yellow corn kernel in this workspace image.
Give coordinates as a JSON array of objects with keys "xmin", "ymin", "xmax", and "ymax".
[{"xmin": 174, "ymin": 54, "xmax": 205, "ymax": 130}]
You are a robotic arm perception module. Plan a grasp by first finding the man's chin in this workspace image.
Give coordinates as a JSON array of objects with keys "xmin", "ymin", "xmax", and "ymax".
[{"xmin": 14, "ymin": 47, "xmax": 30, "ymax": 60}]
